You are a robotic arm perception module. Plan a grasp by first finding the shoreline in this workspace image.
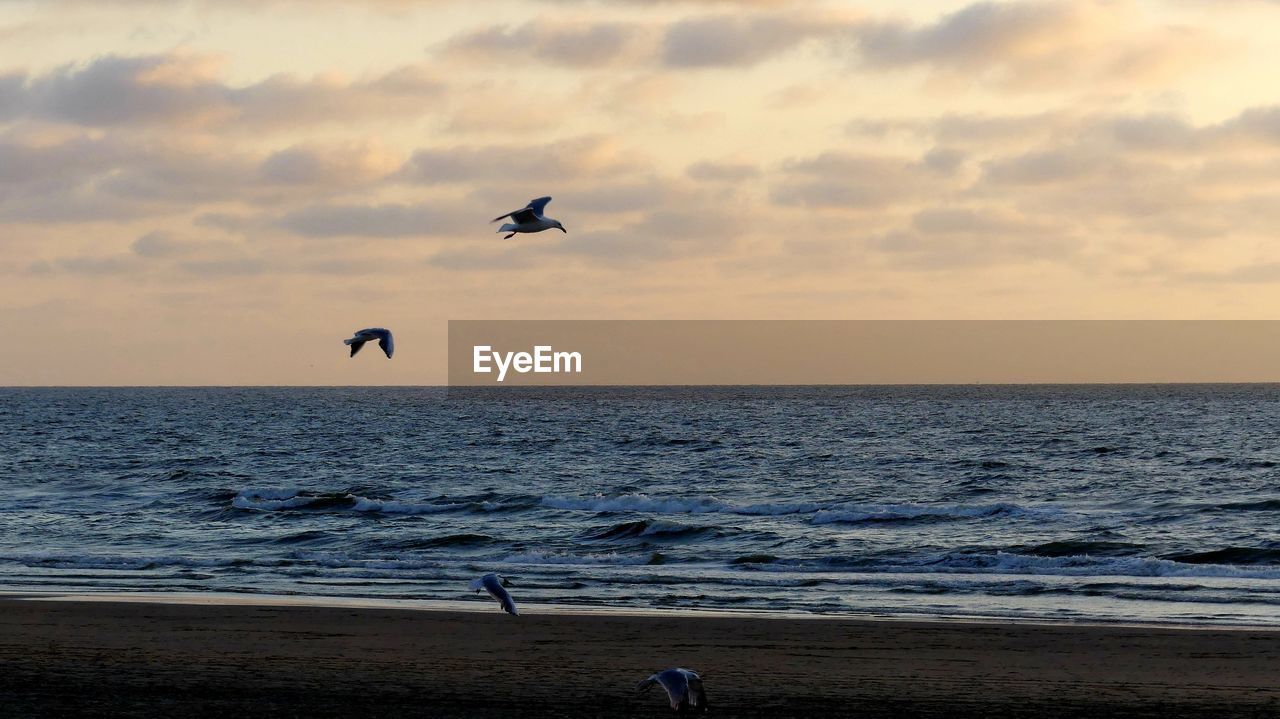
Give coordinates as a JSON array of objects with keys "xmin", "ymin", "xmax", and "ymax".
[
  {"xmin": 3, "ymin": 595, "xmax": 1280, "ymax": 717},
  {"xmin": 4, "ymin": 589, "xmax": 1280, "ymax": 632}
]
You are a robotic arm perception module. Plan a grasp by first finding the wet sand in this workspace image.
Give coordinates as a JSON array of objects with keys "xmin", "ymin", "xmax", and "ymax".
[{"xmin": 2, "ymin": 596, "xmax": 1279, "ymax": 717}]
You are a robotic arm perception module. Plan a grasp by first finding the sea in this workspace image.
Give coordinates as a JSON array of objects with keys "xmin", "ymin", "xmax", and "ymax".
[{"xmin": 4, "ymin": 385, "xmax": 1280, "ymax": 626}]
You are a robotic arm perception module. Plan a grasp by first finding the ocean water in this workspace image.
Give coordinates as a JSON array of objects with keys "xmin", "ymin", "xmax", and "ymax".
[{"xmin": 4, "ymin": 385, "xmax": 1280, "ymax": 626}]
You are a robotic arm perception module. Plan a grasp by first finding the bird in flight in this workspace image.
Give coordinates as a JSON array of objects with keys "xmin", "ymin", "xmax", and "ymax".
[
  {"xmin": 637, "ymin": 668, "xmax": 708, "ymax": 714},
  {"xmin": 344, "ymin": 328, "xmax": 394, "ymax": 359},
  {"xmin": 490, "ymin": 196, "xmax": 566, "ymax": 239},
  {"xmin": 470, "ymin": 573, "xmax": 519, "ymax": 616}
]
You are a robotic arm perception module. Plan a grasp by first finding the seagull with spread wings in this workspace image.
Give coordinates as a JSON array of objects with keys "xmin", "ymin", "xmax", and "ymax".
[
  {"xmin": 469, "ymin": 573, "xmax": 519, "ymax": 616},
  {"xmin": 637, "ymin": 668, "xmax": 708, "ymax": 714},
  {"xmin": 490, "ymin": 196, "xmax": 566, "ymax": 239},
  {"xmin": 344, "ymin": 328, "xmax": 394, "ymax": 359}
]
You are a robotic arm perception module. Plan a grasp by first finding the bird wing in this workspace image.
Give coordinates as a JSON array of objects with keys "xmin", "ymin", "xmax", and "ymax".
[
  {"xmin": 527, "ymin": 196, "xmax": 552, "ymax": 215},
  {"xmin": 686, "ymin": 674, "xmax": 707, "ymax": 709},
  {"xmin": 496, "ymin": 589, "xmax": 518, "ymax": 616},
  {"xmin": 490, "ymin": 197, "xmax": 551, "ymax": 223},
  {"xmin": 483, "ymin": 575, "xmax": 518, "ymax": 615},
  {"xmin": 469, "ymin": 577, "xmax": 486, "ymax": 591},
  {"xmin": 656, "ymin": 670, "xmax": 688, "ymax": 709},
  {"xmin": 509, "ymin": 207, "xmax": 537, "ymax": 224},
  {"xmin": 348, "ymin": 340, "xmax": 366, "ymax": 357},
  {"xmin": 375, "ymin": 331, "xmax": 394, "ymax": 359}
]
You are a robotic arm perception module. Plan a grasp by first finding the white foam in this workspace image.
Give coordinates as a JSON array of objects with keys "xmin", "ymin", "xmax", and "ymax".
[{"xmin": 349, "ymin": 497, "xmax": 461, "ymax": 515}]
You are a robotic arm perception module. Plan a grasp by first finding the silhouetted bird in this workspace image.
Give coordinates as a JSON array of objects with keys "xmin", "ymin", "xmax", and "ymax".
[{"xmin": 344, "ymin": 328, "xmax": 394, "ymax": 359}]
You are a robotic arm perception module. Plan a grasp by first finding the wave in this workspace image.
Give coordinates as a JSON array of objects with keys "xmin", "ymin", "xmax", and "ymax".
[
  {"xmin": 542, "ymin": 494, "xmax": 1051, "ymax": 524},
  {"xmin": 764, "ymin": 551, "xmax": 1280, "ymax": 580},
  {"xmin": 1165, "ymin": 547, "xmax": 1280, "ymax": 566},
  {"xmin": 541, "ymin": 493, "xmax": 826, "ymax": 516},
  {"xmin": 581, "ymin": 519, "xmax": 720, "ymax": 541},
  {"xmin": 1210, "ymin": 499, "xmax": 1280, "ymax": 512},
  {"xmin": 731, "ymin": 554, "xmax": 779, "ymax": 565},
  {"xmin": 232, "ymin": 488, "xmax": 463, "ymax": 515},
  {"xmin": 496, "ymin": 550, "xmax": 655, "ymax": 566},
  {"xmin": 1015, "ymin": 540, "xmax": 1146, "ymax": 557},
  {"xmin": 810, "ymin": 502, "xmax": 1056, "ymax": 524},
  {"xmin": 0, "ymin": 552, "xmax": 252, "ymax": 571}
]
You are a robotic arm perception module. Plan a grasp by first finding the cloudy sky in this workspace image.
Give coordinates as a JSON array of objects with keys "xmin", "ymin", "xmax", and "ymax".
[{"xmin": 3, "ymin": 0, "xmax": 1280, "ymax": 384}]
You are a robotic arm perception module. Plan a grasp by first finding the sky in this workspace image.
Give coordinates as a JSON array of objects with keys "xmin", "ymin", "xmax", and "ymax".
[{"xmin": 3, "ymin": 0, "xmax": 1280, "ymax": 385}]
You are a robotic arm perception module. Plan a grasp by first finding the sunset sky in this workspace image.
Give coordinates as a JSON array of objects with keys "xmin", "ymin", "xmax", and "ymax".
[{"xmin": 4, "ymin": 0, "xmax": 1280, "ymax": 385}]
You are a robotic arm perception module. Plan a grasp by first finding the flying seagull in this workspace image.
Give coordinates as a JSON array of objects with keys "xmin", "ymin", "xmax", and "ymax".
[
  {"xmin": 490, "ymin": 196, "xmax": 566, "ymax": 239},
  {"xmin": 637, "ymin": 668, "xmax": 708, "ymax": 714},
  {"xmin": 344, "ymin": 328, "xmax": 394, "ymax": 359},
  {"xmin": 470, "ymin": 573, "xmax": 518, "ymax": 616}
]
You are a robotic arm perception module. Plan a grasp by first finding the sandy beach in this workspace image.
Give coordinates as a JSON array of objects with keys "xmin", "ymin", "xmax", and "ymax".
[{"xmin": 2, "ymin": 596, "xmax": 1279, "ymax": 717}]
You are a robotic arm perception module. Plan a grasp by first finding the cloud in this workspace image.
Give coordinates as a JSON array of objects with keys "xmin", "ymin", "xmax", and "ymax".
[
  {"xmin": 550, "ymin": 206, "xmax": 742, "ymax": 262},
  {"xmin": 442, "ymin": 21, "xmax": 650, "ymax": 68},
  {"xmin": 686, "ymin": 160, "xmax": 759, "ymax": 182},
  {"xmin": 442, "ymin": 88, "xmax": 567, "ymax": 134},
  {"xmin": 0, "ymin": 133, "xmax": 126, "ymax": 186},
  {"xmin": 397, "ymin": 135, "xmax": 644, "ymax": 184},
  {"xmin": 4, "ymin": 51, "xmax": 445, "ymax": 129},
  {"xmin": 259, "ymin": 141, "xmax": 400, "ymax": 187},
  {"xmin": 0, "ymin": 72, "xmax": 25, "ymax": 120},
  {"xmin": 982, "ymin": 148, "xmax": 1111, "ymax": 185},
  {"xmin": 770, "ymin": 152, "xmax": 958, "ymax": 209},
  {"xmin": 851, "ymin": 0, "xmax": 1220, "ymax": 91},
  {"xmin": 661, "ymin": 13, "xmax": 838, "ymax": 68},
  {"xmin": 275, "ymin": 201, "xmax": 474, "ymax": 238},
  {"xmin": 28, "ymin": 255, "xmax": 142, "ymax": 276},
  {"xmin": 0, "ymin": 131, "xmax": 412, "ymax": 224},
  {"xmin": 131, "ymin": 230, "xmax": 189, "ymax": 257},
  {"xmin": 870, "ymin": 206, "xmax": 1078, "ymax": 269}
]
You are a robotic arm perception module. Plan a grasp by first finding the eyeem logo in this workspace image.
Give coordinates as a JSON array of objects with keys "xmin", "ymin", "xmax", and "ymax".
[{"xmin": 473, "ymin": 345, "xmax": 583, "ymax": 382}]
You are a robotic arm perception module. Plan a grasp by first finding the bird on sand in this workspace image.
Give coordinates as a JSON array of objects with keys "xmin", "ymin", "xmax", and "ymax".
[
  {"xmin": 470, "ymin": 573, "xmax": 518, "ymax": 615},
  {"xmin": 344, "ymin": 328, "xmax": 394, "ymax": 359},
  {"xmin": 490, "ymin": 196, "xmax": 566, "ymax": 239},
  {"xmin": 637, "ymin": 668, "xmax": 708, "ymax": 714}
]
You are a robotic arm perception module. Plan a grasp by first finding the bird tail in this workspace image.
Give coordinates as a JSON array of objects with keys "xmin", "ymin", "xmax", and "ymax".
[{"xmin": 343, "ymin": 338, "xmax": 355, "ymax": 345}]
